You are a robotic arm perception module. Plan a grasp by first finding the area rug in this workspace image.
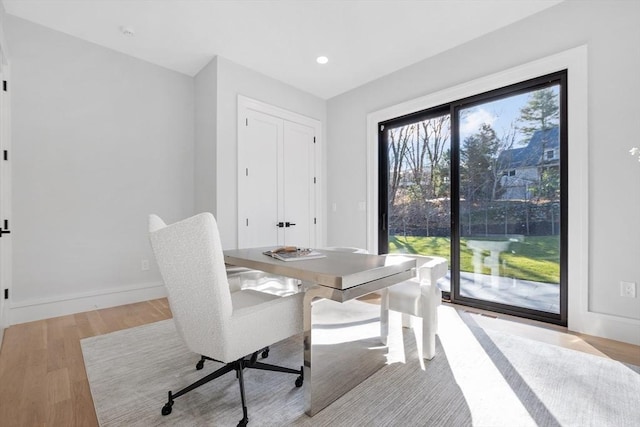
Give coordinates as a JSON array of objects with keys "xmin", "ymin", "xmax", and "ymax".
[{"xmin": 81, "ymin": 305, "xmax": 640, "ymax": 426}]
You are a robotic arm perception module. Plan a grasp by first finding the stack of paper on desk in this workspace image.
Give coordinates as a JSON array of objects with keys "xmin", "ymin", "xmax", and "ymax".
[{"xmin": 263, "ymin": 247, "xmax": 326, "ymax": 262}]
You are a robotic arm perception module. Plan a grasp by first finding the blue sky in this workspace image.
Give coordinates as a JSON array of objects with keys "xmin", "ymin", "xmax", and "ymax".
[
  {"xmin": 388, "ymin": 85, "xmax": 560, "ymax": 161},
  {"xmin": 460, "ymin": 85, "xmax": 560, "ymax": 146}
]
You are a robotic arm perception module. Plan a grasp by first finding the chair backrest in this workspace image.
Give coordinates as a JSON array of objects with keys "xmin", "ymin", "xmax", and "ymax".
[{"xmin": 149, "ymin": 213, "xmax": 232, "ymax": 359}]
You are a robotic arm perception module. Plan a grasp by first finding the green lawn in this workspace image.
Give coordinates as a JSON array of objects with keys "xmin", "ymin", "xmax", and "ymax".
[{"xmin": 389, "ymin": 235, "xmax": 560, "ymax": 283}]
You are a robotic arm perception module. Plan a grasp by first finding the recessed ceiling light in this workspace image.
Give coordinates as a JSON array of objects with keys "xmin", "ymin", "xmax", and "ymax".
[
  {"xmin": 316, "ymin": 56, "xmax": 329, "ymax": 65},
  {"xmin": 120, "ymin": 26, "xmax": 135, "ymax": 37}
]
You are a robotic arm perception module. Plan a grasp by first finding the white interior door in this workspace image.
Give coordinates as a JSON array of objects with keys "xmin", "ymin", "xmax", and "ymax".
[
  {"xmin": 0, "ymin": 54, "xmax": 11, "ymax": 343},
  {"xmin": 238, "ymin": 97, "xmax": 321, "ymax": 250},
  {"xmin": 282, "ymin": 121, "xmax": 315, "ymax": 247},
  {"xmin": 238, "ymin": 109, "xmax": 281, "ymax": 248}
]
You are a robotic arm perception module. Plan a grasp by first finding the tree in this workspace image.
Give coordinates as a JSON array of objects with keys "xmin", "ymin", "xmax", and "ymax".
[
  {"xmin": 386, "ymin": 116, "xmax": 451, "ymax": 237},
  {"xmin": 435, "ymin": 148, "xmax": 451, "ymax": 199},
  {"xmin": 401, "ymin": 116, "xmax": 450, "ymax": 236},
  {"xmin": 531, "ymin": 167, "xmax": 560, "ymax": 201},
  {"xmin": 406, "ymin": 114, "xmax": 450, "ymax": 201},
  {"xmin": 460, "ymin": 123, "xmax": 504, "ymax": 202},
  {"xmin": 518, "ymin": 87, "xmax": 559, "ymax": 137},
  {"xmin": 518, "ymin": 86, "xmax": 561, "ymax": 201},
  {"xmin": 387, "ymin": 125, "xmax": 413, "ymax": 207},
  {"xmin": 420, "ymin": 115, "xmax": 450, "ymax": 199}
]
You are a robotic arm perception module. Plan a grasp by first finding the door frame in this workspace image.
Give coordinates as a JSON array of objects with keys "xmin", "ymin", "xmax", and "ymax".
[
  {"xmin": 237, "ymin": 95, "xmax": 323, "ymax": 248},
  {"xmin": 365, "ymin": 47, "xmax": 588, "ymax": 332},
  {"xmin": 0, "ymin": 47, "xmax": 11, "ymax": 343}
]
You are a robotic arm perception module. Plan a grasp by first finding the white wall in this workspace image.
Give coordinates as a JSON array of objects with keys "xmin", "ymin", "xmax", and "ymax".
[
  {"xmin": 195, "ymin": 56, "xmax": 326, "ymax": 249},
  {"xmin": 194, "ymin": 57, "xmax": 217, "ymax": 216},
  {"xmin": 5, "ymin": 16, "xmax": 195, "ymax": 322},
  {"xmin": 326, "ymin": 1, "xmax": 640, "ymax": 343}
]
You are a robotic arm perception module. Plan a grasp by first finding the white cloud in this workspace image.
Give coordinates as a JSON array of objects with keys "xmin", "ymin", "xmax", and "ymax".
[{"xmin": 460, "ymin": 108, "xmax": 496, "ymax": 138}]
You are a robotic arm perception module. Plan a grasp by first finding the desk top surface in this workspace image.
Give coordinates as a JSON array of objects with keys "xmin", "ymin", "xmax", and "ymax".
[{"xmin": 223, "ymin": 248, "xmax": 415, "ymax": 291}]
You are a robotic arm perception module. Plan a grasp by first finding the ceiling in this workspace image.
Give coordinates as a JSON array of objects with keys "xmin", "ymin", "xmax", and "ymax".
[{"xmin": 3, "ymin": 0, "xmax": 563, "ymax": 99}]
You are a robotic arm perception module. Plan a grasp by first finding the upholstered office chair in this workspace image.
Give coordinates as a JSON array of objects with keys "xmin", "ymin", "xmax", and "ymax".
[
  {"xmin": 380, "ymin": 254, "xmax": 448, "ymax": 360},
  {"xmin": 149, "ymin": 213, "xmax": 304, "ymax": 427}
]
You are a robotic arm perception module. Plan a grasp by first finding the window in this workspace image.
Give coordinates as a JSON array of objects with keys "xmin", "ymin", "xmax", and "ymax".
[
  {"xmin": 378, "ymin": 70, "xmax": 567, "ymax": 325},
  {"xmin": 546, "ymin": 149, "xmax": 555, "ymax": 160}
]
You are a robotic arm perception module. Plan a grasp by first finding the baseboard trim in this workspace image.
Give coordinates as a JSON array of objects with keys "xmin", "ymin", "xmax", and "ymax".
[
  {"xmin": 9, "ymin": 282, "xmax": 167, "ymax": 325},
  {"xmin": 571, "ymin": 310, "xmax": 640, "ymax": 346}
]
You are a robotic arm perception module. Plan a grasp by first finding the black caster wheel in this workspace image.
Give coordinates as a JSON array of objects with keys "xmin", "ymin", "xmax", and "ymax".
[
  {"xmin": 196, "ymin": 359, "xmax": 205, "ymax": 370},
  {"xmin": 161, "ymin": 403, "xmax": 173, "ymax": 416},
  {"xmin": 261, "ymin": 349, "xmax": 269, "ymax": 359},
  {"xmin": 237, "ymin": 417, "xmax": 248, "ymax": 426},
  {"xmin": 295, "ymin": 375, "xmax": 303, "ymax": 387}
]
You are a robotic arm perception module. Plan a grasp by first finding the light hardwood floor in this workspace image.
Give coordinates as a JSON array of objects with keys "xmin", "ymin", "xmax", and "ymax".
[
  {"xmin": 0, "ymin": 299, "xmax": 172, "ymax": 427},
  {"xmin": 0, "ymin": 298, "xmax": 638, "ymax": 427}
]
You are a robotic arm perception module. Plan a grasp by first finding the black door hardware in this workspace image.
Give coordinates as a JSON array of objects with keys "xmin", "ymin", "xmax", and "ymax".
[
  {"xmin": 0, "ymin": 219, "xmax": 10, "ymax": 237},
  {"xmin": 276, "ymin": 222, "xmax": 296, "ymax": 228}
]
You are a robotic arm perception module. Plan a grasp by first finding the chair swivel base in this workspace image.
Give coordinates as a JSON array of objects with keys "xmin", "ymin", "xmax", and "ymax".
[
  {"xmin": 161, "ymin": 349, "xmax": 303, "ymax": 427},
  {"xmin": 196, "ymin": 347, "xmax": 270, "ymax": 370}
]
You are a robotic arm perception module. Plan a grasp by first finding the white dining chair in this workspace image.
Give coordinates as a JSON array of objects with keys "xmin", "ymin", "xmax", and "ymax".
[{"xmin": 380, "ymin": 254, "xmax": 448, "ymax": 360}]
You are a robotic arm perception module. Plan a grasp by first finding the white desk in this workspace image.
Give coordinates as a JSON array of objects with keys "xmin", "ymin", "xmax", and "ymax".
[{"xmin": 223, "ymin": 248, "xmax": 415, "ymax": 416}]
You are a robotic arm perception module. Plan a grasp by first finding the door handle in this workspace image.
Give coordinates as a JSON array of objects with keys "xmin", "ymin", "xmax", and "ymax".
[
  {"xmin": 285, "ymin": 222, "xmax": 296, "ymax": 227},
  {"xmin": 276, "ymin": 222, "xmax": 285, "ymax": 228},
  {"xmin": 0, "ymin": 219, "xmax": 10, "ymax": 238}
]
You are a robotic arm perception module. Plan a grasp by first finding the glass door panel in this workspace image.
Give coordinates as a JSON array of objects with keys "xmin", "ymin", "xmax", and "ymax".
[
  {"xmin": 381, "ymin": 112, "xmax": 452, "ymax": 277},
  {"xmin": 456, "ymin": 85, "xmax": 562, "ymax": 314}
]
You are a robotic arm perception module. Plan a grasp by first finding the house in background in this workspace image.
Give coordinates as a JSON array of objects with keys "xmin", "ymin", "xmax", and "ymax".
[{"xmin": 498, "ymin": 127, "xmax": 560, "ymax": 200}]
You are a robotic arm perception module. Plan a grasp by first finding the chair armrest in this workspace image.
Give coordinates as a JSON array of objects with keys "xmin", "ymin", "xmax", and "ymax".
[
  {"xmin": 231, "ymin": 291, "xmax": 303, "ymax": 321},
  {"xmin": 229, "ymin": 292, "xmax": 304, "ymax": 358},
  {"xmin": 417, "ymin": 256, "xmax": 448, "ymax": 284}
]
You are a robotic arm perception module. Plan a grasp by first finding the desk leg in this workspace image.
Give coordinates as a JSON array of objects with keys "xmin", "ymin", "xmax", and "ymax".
[
  {"xmin": 303, "ymin": 288, "xmax": 320, "ymax": 417},
  {"xmin": 379, "ymin": 288, "xmax": 389, "ymax": 345},
  {"xmin": 303, "ymin": 287, "xmax": 387, "ymax": 417}
]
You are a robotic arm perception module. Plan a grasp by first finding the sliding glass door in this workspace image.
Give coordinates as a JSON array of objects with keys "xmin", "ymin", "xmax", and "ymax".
[
  {"xmin": 378, "ymin": 108, "xmax": 452, "ymax": 260},
  {"xmin": 379, "ymin": 72, "xmax": 567, "ymax": 325}
]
